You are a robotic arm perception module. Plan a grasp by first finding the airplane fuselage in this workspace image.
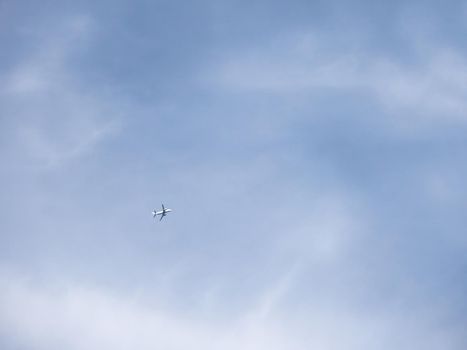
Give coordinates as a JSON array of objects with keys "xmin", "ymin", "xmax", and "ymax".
[{"xmin": 155, "ymin": 209, "xmax": 172, "ymax": 216}]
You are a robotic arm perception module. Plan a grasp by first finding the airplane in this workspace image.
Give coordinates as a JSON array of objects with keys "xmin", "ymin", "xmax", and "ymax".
[{"xmin": 152, "ymin": 204, "xmax": 172, "ymax": 221}]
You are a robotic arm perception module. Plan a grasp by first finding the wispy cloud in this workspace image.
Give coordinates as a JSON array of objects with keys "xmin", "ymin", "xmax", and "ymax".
[
  {"xmin": 0, "ymin": 268, "xmax": 464, "ymax": 350},
  {"xmin": 0, "ymin": 14, "xmax": 123, "ymax": 170},
  {"xmin": 206, "ymin": 32, "xmax": 467, "ymax": 123},
  {"xmin": 1, "ymin": 2, "xmax": 466, "ymax": 350}
]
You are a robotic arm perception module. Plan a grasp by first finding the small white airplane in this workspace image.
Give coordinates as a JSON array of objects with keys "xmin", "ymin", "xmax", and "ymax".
[{"xmin": 152, "ymin": 204, "xmax": 172, "ymax": 221}]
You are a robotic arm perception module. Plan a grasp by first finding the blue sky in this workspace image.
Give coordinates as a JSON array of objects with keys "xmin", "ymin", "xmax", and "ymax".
[{"xmin": 1, "ymin": 0, "xmax": 467, "ymax": 349}]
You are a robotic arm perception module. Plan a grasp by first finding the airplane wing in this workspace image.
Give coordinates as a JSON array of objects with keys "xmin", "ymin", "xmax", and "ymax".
[
  {"xmin": 162, "ymin": 204, "xmax": 165, "ymax": 211},
  {"xmin": 159, "ymin": 213, "xmax": 165, "ymax": 221}
]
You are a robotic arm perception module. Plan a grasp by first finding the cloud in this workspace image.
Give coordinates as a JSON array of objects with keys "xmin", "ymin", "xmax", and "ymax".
[
  {"xmin": 0, "ymin": 14, "xmax": 123, "ymax": 170},
  {"xmin": 205, "ymin": 32, "xmax": 467, "ymax": 123},
  {"xmin": 1, "ymin": 4, "xmax": 466, "ymax": 350},
  {"xmin": 0, "ymin": 269, "xmax": 292, "ymax": 350},
  {"xmin": 0, "ymin": 268, "xmax": 464, "ymax": 350}
]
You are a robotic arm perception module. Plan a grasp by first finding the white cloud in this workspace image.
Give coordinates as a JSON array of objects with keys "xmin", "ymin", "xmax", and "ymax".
[
  {"xmin": 15, "ymin": 119, "xmax": 121, "ymax": 168},
  {"xmin": 1, "ymin": 6, "xmax": 466, "ymax": 350},
  {"xmin": 0, "ymin": 270, "xmax": 293, "ymax": 350},
  {"xmin": 0, "ymin": 14, "xmax": 123, "ymax": 170},
  {"xmin": 206, "ymin": 33, "xmax": 467, "ymax": 123},
  {"xmin": 268, "ymin": 190, "xmax": 368, "ymax": 269},
  {"xmin": 0, "ymin": 268, "xmax": 464, "ymax": 350}
]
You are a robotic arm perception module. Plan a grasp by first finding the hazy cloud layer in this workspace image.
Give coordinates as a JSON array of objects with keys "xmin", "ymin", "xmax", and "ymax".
[
  {"xmin": 1, "ymin": 1, "xmax": 466, "ymax": 349},
  {"xmin": 1, "ymin": 268, "xmax": 464, "ymax": 350}
]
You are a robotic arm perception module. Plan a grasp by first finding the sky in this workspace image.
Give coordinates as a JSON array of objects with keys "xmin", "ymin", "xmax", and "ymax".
[{"xmin": 1, "ymin": 0, "xmax": 467, "ymax": 349}]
